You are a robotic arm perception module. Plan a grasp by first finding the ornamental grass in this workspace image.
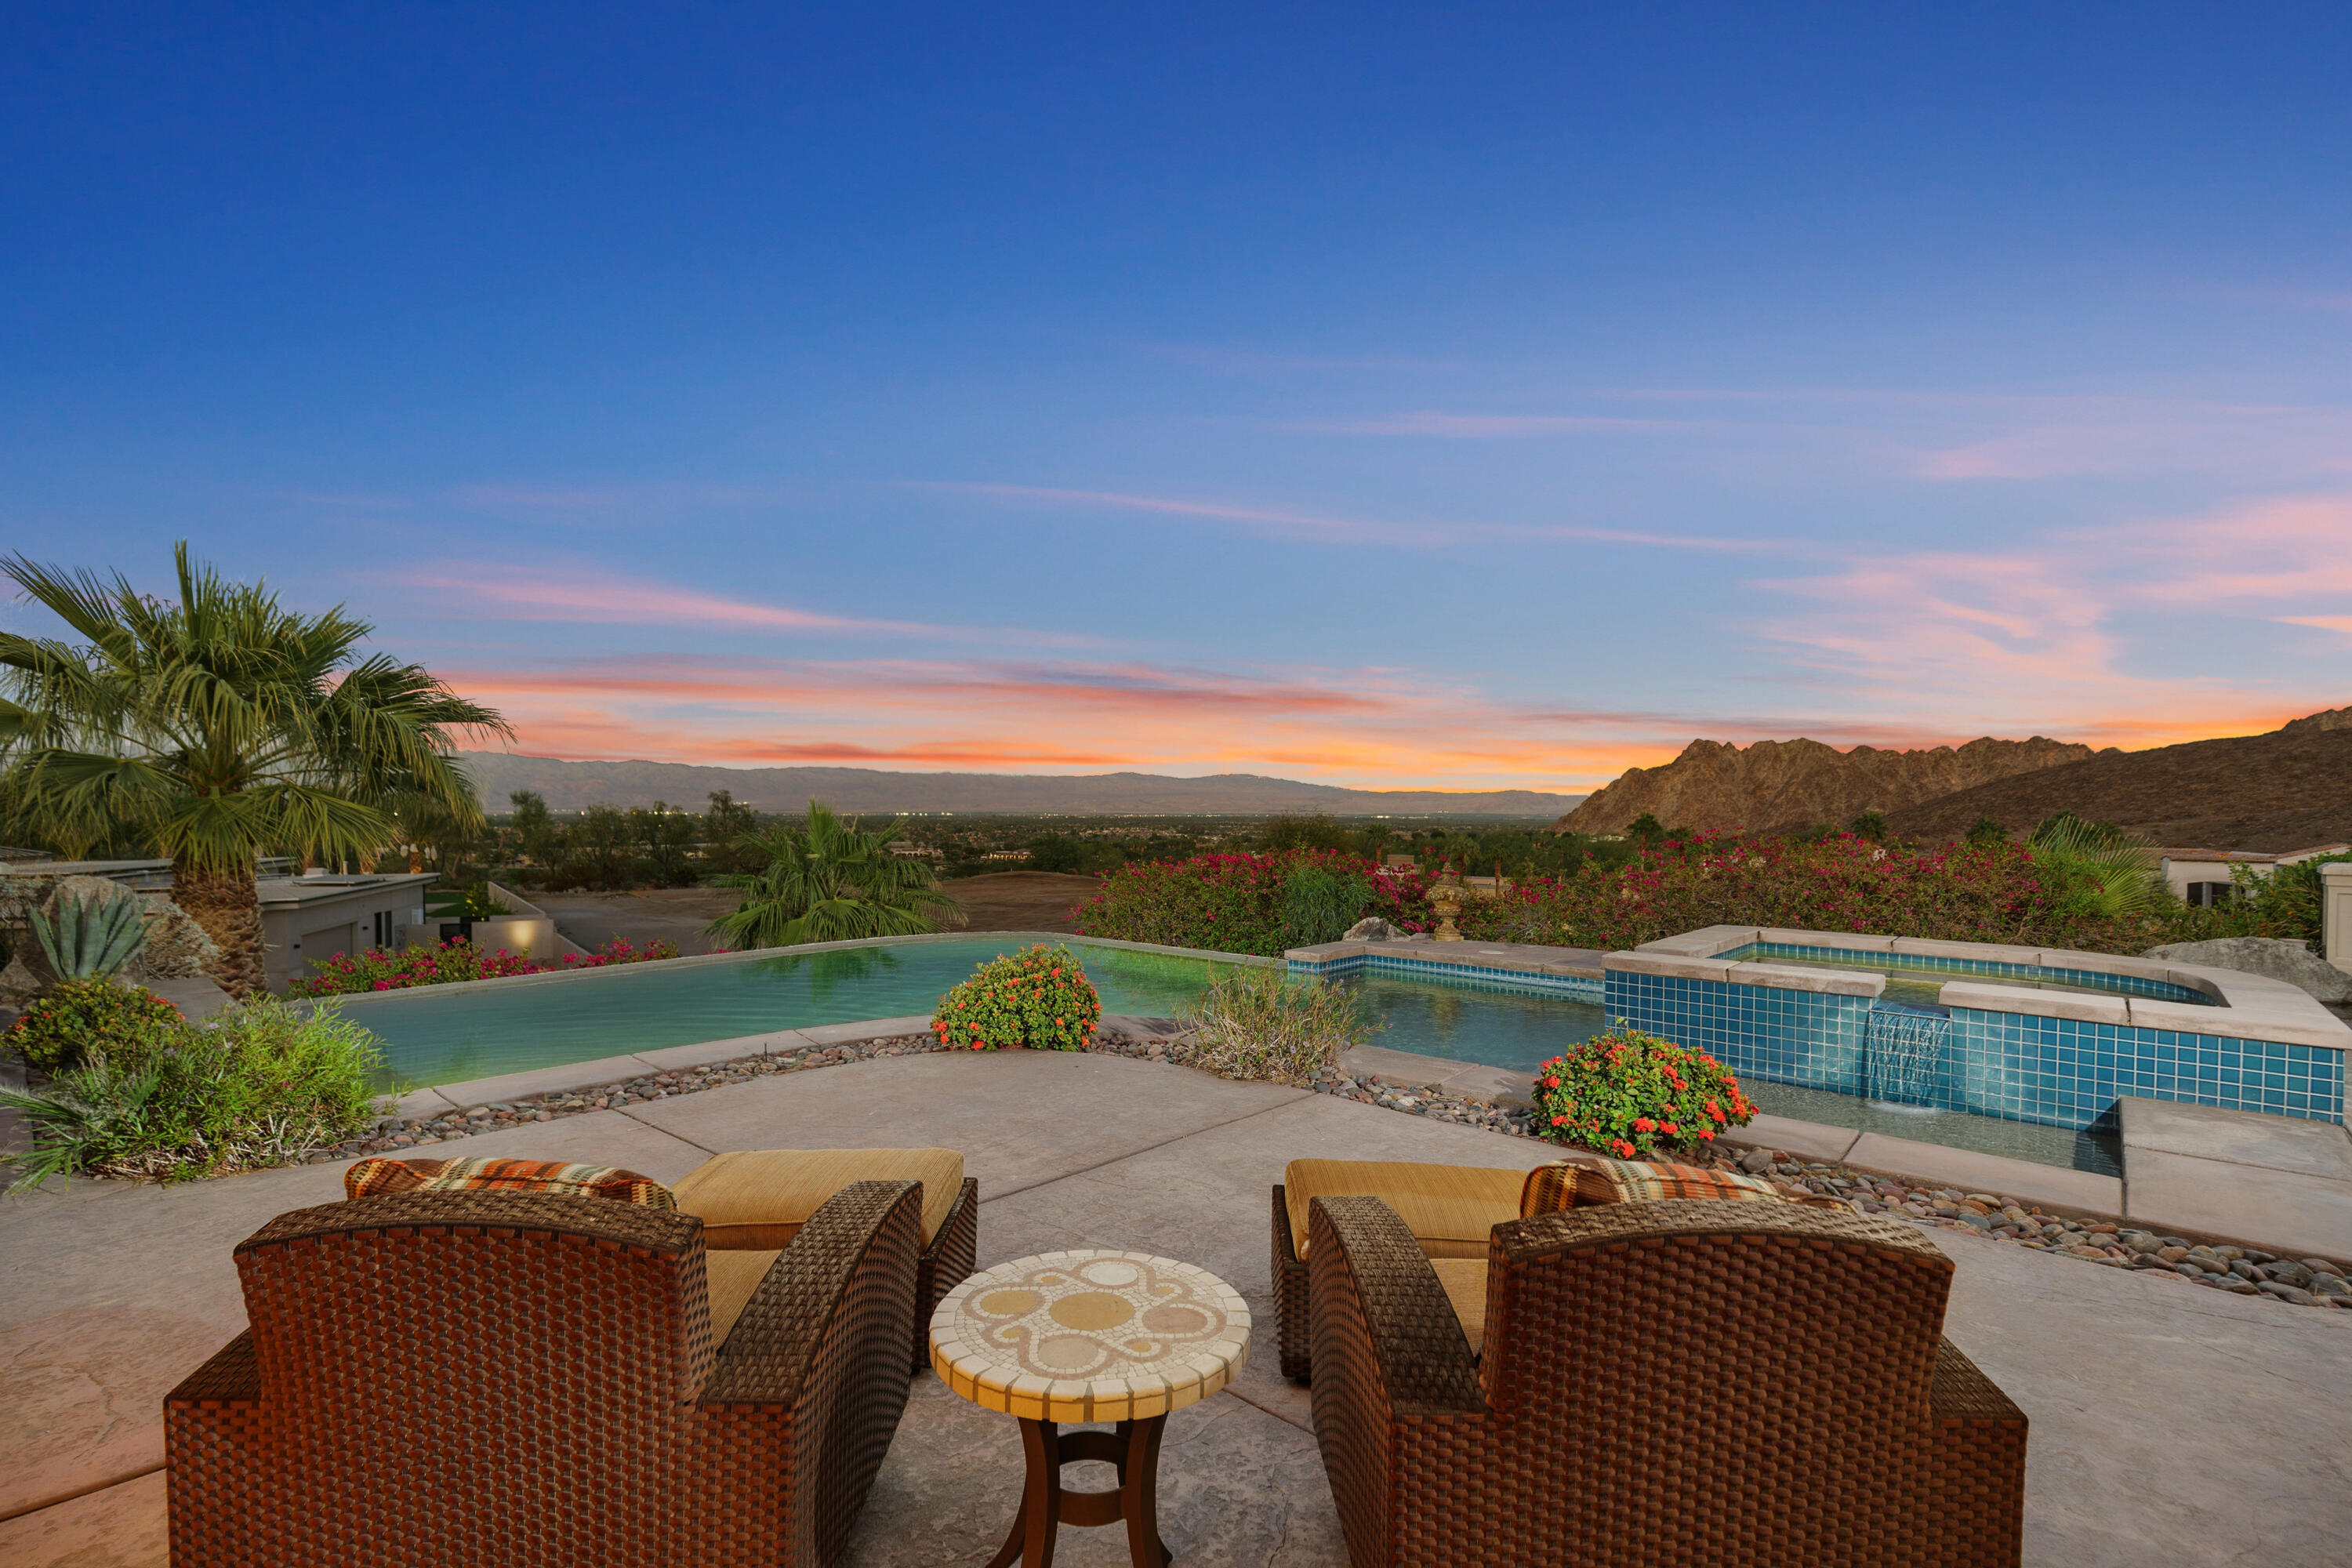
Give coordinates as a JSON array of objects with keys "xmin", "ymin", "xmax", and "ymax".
[{"xmin": 1179, "ymin": 965, "xmax": 1381, "ymax": 1086}]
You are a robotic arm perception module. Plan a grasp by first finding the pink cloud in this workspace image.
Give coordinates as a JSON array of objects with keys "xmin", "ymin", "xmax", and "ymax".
[
  {"xmin": 1744, "ymin": 491, "xmax": 2352, "ymax": 744},
  {"xmin": 400, "ymin": 568, "xmax": 1100, "ymax": 648}
]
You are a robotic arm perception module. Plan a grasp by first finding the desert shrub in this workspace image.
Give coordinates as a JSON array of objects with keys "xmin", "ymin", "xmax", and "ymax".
[
  {"xmin": 1281, "ymin": 863, "xmax": 1371, "ymax": 946},
  {"xmin": 1179, "ymin": 966, "xmax": 1380, "ymax": 1085},
  {"xmin": 931, "ymin": 943, "xmax": 1103, "ymax": 1051},
  {"xmin": 288, "ymin": 936, "xmax": 681, "ymax": 996},
  {"xmin": 1074, "ymin": 850, "xmax": 1428, "ymax": 956},
  {"xmin": 5, "ymin": 978, "xmax": 185, "ymax": 1073},
  {"xmin": 1531, "ymin": 1025, "xmax": 1756, "ymax": 1160},
  {"xmin": 0, "ymin": 997, "xmax": 385, "ymax": 1189}
]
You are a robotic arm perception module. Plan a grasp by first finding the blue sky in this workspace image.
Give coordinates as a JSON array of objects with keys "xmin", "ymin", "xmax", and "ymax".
[{"xmin": 6, "ymin": 3, "xmax": 2350, "ymax": 788}]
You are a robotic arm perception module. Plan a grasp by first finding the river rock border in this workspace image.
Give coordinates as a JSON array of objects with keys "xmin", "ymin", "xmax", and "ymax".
[{"xmin": 321, "ymin": 1027, "xmax": 2351, "ymax": 1314}]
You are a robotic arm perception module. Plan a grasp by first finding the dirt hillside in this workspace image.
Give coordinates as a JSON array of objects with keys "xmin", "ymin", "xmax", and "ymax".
[
  {"xmin": 1885, "ymin": 717, "xmax": 2352, "ymax": 850},
  {"xmin": 1559, "ymin": 735, "xmax": 2098, "ymax": 834}
]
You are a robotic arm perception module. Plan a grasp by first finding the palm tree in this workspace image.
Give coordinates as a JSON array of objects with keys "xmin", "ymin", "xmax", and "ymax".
[
  {"xmin": 0, "ymin": 544, "xmax": 510, "ymax": 996},
  {"xmin": 2027, "ymin": 812, "xmax": 2168, "ymax": 920},
  {"xmin": 709, "ymin": 800, "xmax": 965, "ymax": 949}
]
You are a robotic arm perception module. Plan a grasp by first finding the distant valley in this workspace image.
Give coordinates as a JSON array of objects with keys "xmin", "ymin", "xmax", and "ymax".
[{"xmin": 456, "ymin": 753, "xmax": 1587, "ymax": 817}]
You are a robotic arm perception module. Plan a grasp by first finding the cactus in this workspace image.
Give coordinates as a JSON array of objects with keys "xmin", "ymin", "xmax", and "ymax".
[{"xmin": 29, "ymin": 882, "xmax": 153, "ymax": 982}]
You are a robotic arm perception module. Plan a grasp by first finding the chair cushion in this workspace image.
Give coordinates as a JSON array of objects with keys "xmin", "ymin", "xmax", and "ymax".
[
  {"xmin": 1283, "ymin": 1160, "xmax": 1526, "ymax": 1261},
  {"xmin": 1425, "ymin": 1258, "xmax": 1488, "ymax": 1356},
  {"xmin": 1520, "ymin": 1156, "xmax": 1848, "ymax": 1215},
  {"xmin": 343, "ymin": 1156, "xmax": 675, "ymax": 1209},
  {"xmin": 673, "ymin": 1147, "xmax": 965, "ymax": 1250},
  {"xmin": 703, "ymin": 1249, "xmax": 784, "ymax": 1346}
]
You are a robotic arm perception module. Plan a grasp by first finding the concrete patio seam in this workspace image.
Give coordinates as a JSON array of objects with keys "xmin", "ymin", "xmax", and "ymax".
[
  {"xmin": 0, "ymin": 1465, "xmax": 165, "ymax": 1527},
  {"xmin": 972, "ymin": 1091, "xmax": 1308, "ymax": 1208},
  {"xmin": 609, "ymin": 1106, "xmax": 721, "ymax": 1158}
]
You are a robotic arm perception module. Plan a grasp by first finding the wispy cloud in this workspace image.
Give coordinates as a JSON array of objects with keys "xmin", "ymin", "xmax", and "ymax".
[
  {"xmin": 1290, "ymin": 387, "xmax": 2352, "ymax": 485},
  {"xmin": 449, "ymin": 482, "xmax": 794, "ymax": 512},
  {"xmin": 925, "ymin": 482, "xmax": 1791, "ymax": 554},
  {"xmin": 401, "ymin": 567, "xmax": 1101, "ymax": 648},
  {"xmin": 1121, "ymin": 340, "xmax": 1468, "ymax": 376}
]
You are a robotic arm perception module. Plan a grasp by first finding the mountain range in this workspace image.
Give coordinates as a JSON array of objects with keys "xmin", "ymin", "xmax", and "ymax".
[{"xmin": 454, "ymin": 753, "xmax": 1587, "ymax": 817}]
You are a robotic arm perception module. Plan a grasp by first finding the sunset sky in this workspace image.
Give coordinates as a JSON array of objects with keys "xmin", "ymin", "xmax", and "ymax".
[{"xmin": 6, "ymin": 5, "xmax": 2350, "ymax": 791}]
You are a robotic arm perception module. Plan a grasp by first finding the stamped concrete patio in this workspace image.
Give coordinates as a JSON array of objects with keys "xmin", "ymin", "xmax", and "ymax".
[{"xmin": 5, "ymin": 1048, "xmax": 2347, "ymax": 1566}]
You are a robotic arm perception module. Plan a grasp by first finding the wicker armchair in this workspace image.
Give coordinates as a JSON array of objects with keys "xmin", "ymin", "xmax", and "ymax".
[
  {"xmin": 1307, "ymin": 1195, "xmax": 2027, "ymax": 1568},
  {"xmin": 166, "ymin": 1180, "xmax": 924, "ymax": 1568},
  {"xmin": 673, "ymin": 1147, "xmax": 978, "ymax": 1374}
]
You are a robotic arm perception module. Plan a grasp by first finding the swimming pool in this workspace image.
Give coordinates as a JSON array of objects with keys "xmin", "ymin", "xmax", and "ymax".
[
  {"xmin": 327, "ymin": 933, "xmax": 1612, "ymax": 1089},
  {"xmin": 1715, "ymin": 941, "xmax": 2217, "ymax": 1011}
]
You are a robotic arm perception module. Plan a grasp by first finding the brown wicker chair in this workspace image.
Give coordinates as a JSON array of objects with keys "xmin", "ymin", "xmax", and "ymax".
[
  {"xmin": 1307, "ymin": 1195, "xmax": 2027, "ymax": 1568},
  {"xmin": 165, "ymin": 1180, "xmax": 924, "ymax": 1568},
  {"xmin": 674, "ymin": 1147, "xmax": 980, "ymax": 1374}
]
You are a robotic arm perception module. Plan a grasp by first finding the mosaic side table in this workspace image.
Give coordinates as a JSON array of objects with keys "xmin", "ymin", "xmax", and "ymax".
[{"xmin": 930, "ymin": 1249, "xmax": 1251, "ymax": 1568}]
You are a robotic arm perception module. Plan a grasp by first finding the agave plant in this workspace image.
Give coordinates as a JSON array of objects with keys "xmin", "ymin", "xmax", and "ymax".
[{"xmin": 31, "ymin": 881, "xmax": 152, "ymax": 981}]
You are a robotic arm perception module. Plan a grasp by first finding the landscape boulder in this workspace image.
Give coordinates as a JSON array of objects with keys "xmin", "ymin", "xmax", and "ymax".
[
  {"xmin": 2141, "ymin": 936, "xmax": 2352, "ymax": 1004},
  {"xmin": 1342, "ymin": 916, "xmax": 1402, "ymax": 942}
]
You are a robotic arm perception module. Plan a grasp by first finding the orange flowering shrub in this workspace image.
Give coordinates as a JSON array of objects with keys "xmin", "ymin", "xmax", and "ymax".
[
  {"xmin": 931, "ymin": 942, "xmax": 1103, "ymax": 1051},
  {"xmin": 1531, "ymin": 1025, "xmax": 1756, "ymax": 1159}
]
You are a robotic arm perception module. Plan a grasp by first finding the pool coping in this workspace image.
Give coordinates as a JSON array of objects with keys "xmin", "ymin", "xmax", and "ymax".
[
  {"xmin": 379, "ymin": 1010, "xmax": 1188, "ymax": 1116},
  {"xmin": 1624, "ymin": 924, "xmax": 2352, "ymax": 1051}
]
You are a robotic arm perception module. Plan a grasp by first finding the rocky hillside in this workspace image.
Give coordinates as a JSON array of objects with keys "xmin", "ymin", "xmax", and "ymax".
[
  {"xmin": 1558, "ymin": 735, "xmax": 2100, "ymax": 835},
  {"xmin": 1885, "ymin": 710, "xmax": 2352, "ymax": 850}
]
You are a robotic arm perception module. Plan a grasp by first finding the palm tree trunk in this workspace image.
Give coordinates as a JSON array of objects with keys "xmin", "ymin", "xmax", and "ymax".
[{"xmin": 171, "ymin": 860, "xmax": 267, "ymax": 998}]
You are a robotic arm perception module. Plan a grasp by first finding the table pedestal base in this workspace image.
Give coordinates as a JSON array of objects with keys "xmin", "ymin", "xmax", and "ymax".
[{"xmin": 984, "ymin": 1415, "xmax": 1171, "ymax": 1568}]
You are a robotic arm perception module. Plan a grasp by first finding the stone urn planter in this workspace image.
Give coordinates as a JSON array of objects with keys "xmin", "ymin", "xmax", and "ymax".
[{"xmin": 1427, "ymin": 867, "xmax": 1467, "ymax": 942}]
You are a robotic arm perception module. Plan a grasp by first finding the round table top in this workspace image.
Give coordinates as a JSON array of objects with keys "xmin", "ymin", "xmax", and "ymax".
[{"xmin": 930, "ymin": 1250, "xmax": 1251, "ymax": 1424}]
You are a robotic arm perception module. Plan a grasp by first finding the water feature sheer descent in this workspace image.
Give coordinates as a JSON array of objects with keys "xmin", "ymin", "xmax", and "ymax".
[{"xmin": 1865, "ymin": 1006, "xmax": 1951, "ymax": 1109}]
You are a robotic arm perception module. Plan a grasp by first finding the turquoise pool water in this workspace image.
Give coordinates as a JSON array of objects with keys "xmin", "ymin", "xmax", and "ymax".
[
  {"xmin": 1719, "ymin": 941, "xmax": 2214, "ymax": 1011},
  {"xmin": 329, "ymin": 935, "xmax": 1613, "ymax": 1089}
]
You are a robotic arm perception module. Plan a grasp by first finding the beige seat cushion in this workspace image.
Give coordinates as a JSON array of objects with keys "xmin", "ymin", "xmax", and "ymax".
[
  {"xmin": 704, "ymin": 1249, "xmax": 783, "ymax": 1346},
  {"xmin": 1283, "ymin": 1160, "xmax": 1526, "ymax": 1262},
  {"xmin": 1425, "ymin": 1258, "xmax": 1488, "ymax": 1356},
  {"xmin": 675, "ymin": 1148, "xmax": 965, "ymax": 1250}
]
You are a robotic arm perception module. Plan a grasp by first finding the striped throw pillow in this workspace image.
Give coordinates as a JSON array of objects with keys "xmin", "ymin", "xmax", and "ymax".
[
  {"xmin": 343, "ymin": 1156, "xmax": 676, "ymax": 1210},
  {"xmin": 1520, "ymin": 1156, "xmax": 1845, "ymax": 1217}
]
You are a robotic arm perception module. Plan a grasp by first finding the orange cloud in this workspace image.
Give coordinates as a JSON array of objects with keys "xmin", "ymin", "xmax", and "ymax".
[{"xmin": 435, "ymin": 652, "xmax": 1766, "ymax": 790}]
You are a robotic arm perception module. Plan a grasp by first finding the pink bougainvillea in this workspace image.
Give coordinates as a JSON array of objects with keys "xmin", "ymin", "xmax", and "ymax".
[{"xmin": 288, "ymin": 936, "xmax": 683, "ymax": 996}]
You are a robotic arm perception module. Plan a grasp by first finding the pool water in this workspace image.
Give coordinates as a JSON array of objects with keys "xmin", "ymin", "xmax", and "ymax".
[
  {"xmin": 331, "ymin": 934, "xmax": 1613, "ymax": 1090},
  {"xmin": 1740, "ymin": 1080, "xmax": 2123, "ymax": 1176},
  {"xmin": 1720, "ymin": 942, "xmax": 2213, "ymax": 1010}
]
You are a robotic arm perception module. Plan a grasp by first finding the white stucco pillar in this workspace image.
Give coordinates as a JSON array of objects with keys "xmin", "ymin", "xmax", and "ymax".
[{"xmin": 2322, "ymin": 862, "xmax": 2352, "ymax": 975}]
